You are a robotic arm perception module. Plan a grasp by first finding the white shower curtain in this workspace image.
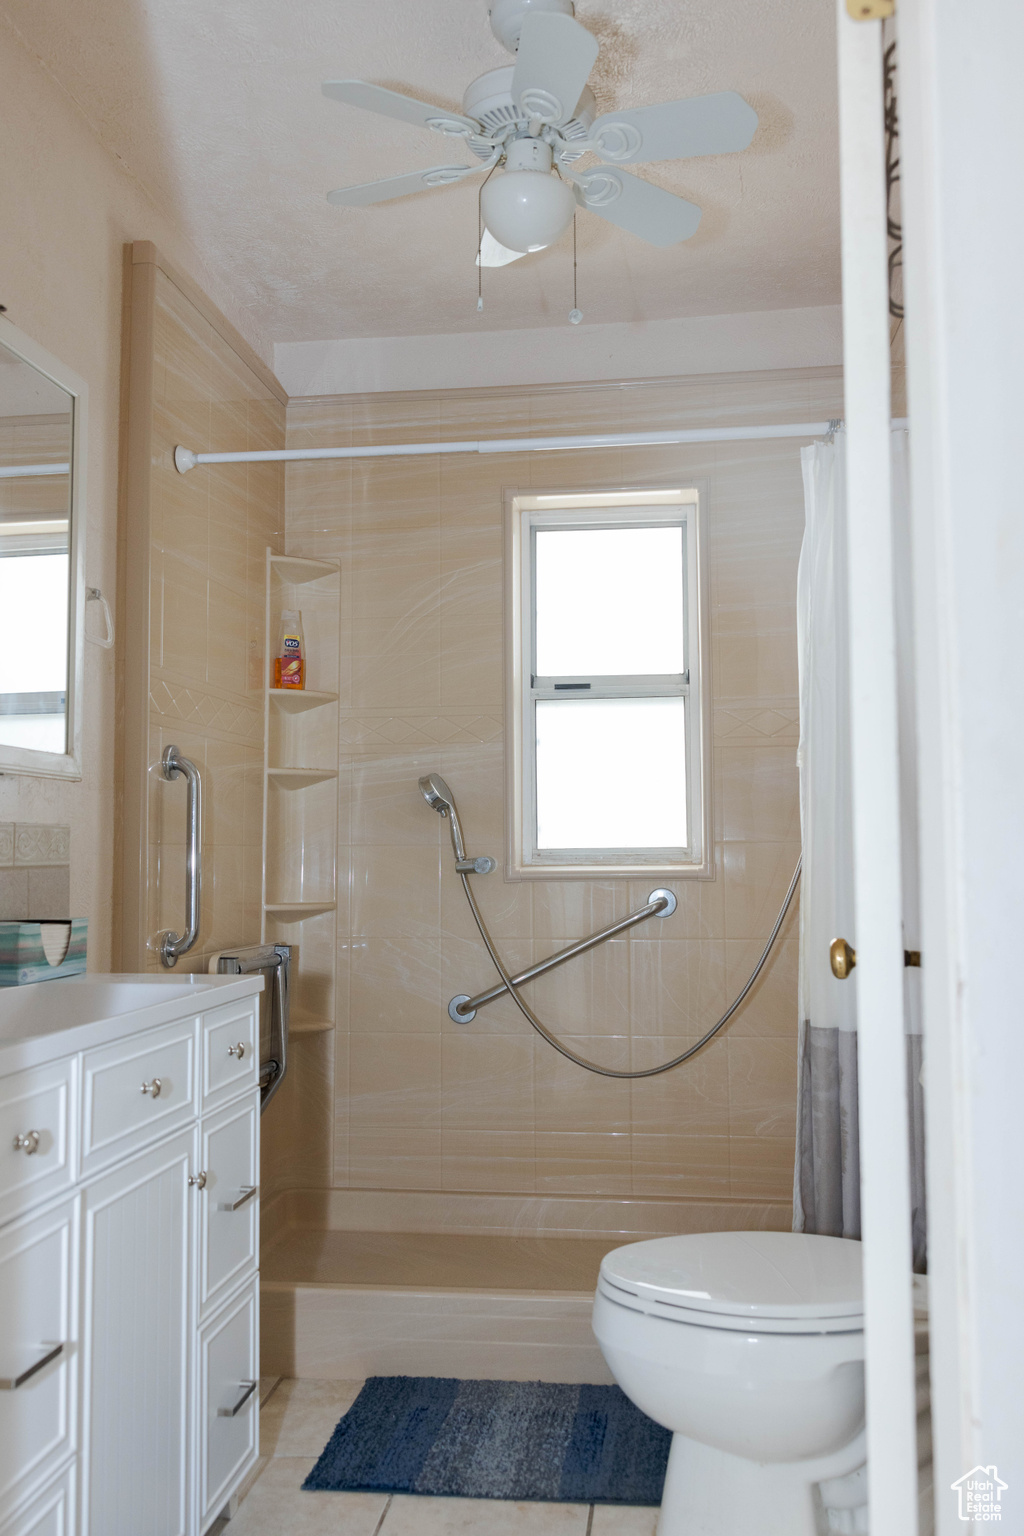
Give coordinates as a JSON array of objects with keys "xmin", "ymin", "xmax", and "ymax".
[{"xmin": 794, "ymin": 427, "xmax": 927, "ymax": 1270}]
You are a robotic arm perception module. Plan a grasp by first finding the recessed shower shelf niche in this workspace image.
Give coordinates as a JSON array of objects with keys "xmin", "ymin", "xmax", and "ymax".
[
  {"xmin": 289, "ymin": 1016, "xmax": 334, "ymax": 1036},
  {"xmin": 269, "ymin": 688, "xmax": 339, "ymax": 712},
  {"xmin": 262, "ymin": 901, "xmax": 337, "ymax": 921},
  {"xmin": 270, "ymin": 554, "xmax": 339, "ymax": 584},
  {"xmin": 267, "ymin": 767, "xmax": 339, "ymax": 789},
  {"xmin": 262, "ymin": 546, "xmax": 341, "ymax": 1053}
]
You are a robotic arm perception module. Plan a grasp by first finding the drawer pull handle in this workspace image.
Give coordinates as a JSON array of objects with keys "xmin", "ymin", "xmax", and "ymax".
[
  {"xmin": 141, "ymin": 1078, "xmax": 163, "ymax": 1098},
  {"xmin": 0, "ymin": 1343, "xmax": 64, "ymax": 1390},
  {"xmin": 188, "ymin": 1170, "xmax": 208, "ymax": 1190},
  {"xmin": 218, "ymin": 1379, "xmax": 257, "ymax": 1418},
  {"xmin": 228, "ymin": 1042, "xmax": 247, "ymax": 1060},
  {"xmin": 219, "ymin": 1185, "xmax": 258, "ymax": 1212},
  {"xmin": 12, "ymin": 1130, "xmax": 41, "ymax": 1155}
]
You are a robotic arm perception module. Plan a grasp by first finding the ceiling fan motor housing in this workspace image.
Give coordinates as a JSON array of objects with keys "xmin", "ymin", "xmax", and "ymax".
[
  {"xmin": 488, "ymin": 0, "xmax": 575, "ymax": 55},
  {"xmin": 462, "ymin": 66, "xmax": 595, "ymax": 160}
]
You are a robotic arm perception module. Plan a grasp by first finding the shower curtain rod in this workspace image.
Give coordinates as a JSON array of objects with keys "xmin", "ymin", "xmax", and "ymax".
[
  {"xmin": 0, "ymin": 463, "xmax": 70, "ymax": 479},
  {"xmin": 174, "ymin": 419, "xmax": 909, "ymax": 475}
]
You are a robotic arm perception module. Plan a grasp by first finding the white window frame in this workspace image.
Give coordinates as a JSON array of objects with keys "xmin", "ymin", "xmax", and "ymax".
[{"xmin": 504, "ymin": 485, "xmax": 712, "ymax": 880}]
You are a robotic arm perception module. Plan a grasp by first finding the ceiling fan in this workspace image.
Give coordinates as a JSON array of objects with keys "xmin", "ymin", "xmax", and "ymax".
[{"xmin": 322, "ymin": 0, "xmax": 759, "ymax": 267}]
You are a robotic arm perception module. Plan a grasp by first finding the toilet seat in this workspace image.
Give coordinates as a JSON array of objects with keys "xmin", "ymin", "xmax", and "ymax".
[{"xmin": 598, "ymin": 1231, "xmax": 863, "ymax": 1335}]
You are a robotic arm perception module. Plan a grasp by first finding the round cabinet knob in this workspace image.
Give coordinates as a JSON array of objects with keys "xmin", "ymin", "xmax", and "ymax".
[
  {"xmin": 141, "ymin": 1078, "xmax": 163, "ymax": 1098},
  {"xmin": 13, "ymin": 1130, "xmax": 41, "ymax": 1155},
  {"xmin": 830, "ymin": 938, "xmax": 857, "ymax": 980},
  {"xmin": 228, "ymin": 1042, "xmax": 246, "ymax": 1060},
  {"xmin": 188, "ymin": 1171, "xmax": 208, "ymax": 1190}
]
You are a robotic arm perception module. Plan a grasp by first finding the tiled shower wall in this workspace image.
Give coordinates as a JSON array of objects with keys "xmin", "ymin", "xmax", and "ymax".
[
  {"xmin": 119, "ymin": 252, "xmax": 285, "ymax": 978},
  {"xmin": 282, "ymin": 366, "xmax": 842, "ymax": 1219}
]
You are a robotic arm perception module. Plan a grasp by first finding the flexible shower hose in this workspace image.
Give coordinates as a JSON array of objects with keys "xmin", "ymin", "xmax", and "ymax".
[{"xmin": 457, "ymin": 858, "xmax": 802, "ymax": 1078}]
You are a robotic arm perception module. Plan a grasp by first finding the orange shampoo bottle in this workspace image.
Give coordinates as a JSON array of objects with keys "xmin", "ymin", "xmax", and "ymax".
[{"xmin": 274, "ymin": 609, "xmax": 305, "ymax": 689}]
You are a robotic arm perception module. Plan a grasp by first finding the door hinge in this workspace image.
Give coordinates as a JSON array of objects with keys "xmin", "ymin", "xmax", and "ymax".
[{"xmin": 846, "ymin": 0, "xmax": 894, "ymax": 17}]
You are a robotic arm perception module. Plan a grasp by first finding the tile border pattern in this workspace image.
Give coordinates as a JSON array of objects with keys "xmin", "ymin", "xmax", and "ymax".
[
  {"xmin": 150, "ymin": 676, "xmax": 263, "ymax": 745},
  {"xmin": 0, "ymin": 822, "xmax": 71, "ymax": 867},
  {"xmin": 339, "ymin": 714, "xmax": 503, "ymax": 747}
]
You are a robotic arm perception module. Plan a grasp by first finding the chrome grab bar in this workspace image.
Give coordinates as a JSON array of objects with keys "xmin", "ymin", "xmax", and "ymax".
[
  {"xmin": 158, "ymin": 744, "xmax": 202, "ymax": 968},
  {"xmin": 449, "ymin": 888, "xmax": 677, "ymax": 1023}
]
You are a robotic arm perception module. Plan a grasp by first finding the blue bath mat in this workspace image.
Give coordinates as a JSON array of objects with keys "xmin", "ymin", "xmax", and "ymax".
[{"xmin": 303, "ymin": 1376, "xmax": 670, "ymax": 1504}]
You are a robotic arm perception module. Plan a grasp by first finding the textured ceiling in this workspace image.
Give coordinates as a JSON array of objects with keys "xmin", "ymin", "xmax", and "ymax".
[{"xmin": 2, "ymin": 0, "xmax": 840, "ymax": 345}]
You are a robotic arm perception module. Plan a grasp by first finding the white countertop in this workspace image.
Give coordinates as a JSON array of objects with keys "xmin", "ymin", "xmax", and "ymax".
[{"xmin": 0, "ymin": 973, "xmax": 264, "ymax": 1074}]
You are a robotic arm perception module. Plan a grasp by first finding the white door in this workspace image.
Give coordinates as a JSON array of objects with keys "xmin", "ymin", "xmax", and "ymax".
[{"xmin": 80, "ymin": 1129, "xmax": 196, "ymax": 1536}]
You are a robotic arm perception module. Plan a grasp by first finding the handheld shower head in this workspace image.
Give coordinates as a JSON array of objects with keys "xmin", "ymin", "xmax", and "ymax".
[
  {"xmin": 418, "ymin": 773, "xmax": 467, "ymax": 861},
  {"xmin": 419, "ymin": 773, "xmax": 455, "ymax": 815}
]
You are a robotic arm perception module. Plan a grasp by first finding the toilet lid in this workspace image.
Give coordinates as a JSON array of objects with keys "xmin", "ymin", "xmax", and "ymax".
[{"xmin": 599, "ymin": 1232, "xmax": 863, "ymax": 1324}]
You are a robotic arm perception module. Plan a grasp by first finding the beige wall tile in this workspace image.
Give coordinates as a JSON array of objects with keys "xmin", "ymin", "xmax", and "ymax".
[
  {"xmin": 725, "ymin": 935, "xmax": 799, "ymax": 1038},
  {"xmin": 349, "ymin": 936, "xmax": 444, "ymax": 1033},
  {"xmin": 728, "ymin": 1036, "xmax": 799, "ymax": 1139},
  {"xmin": 350, "ymin": 1128, "xmax": 442, "ymax": 1190},
  {"xmin": 730, "ymin": 1134, "xmax": 797, "ymax": 1201},
  {"xmin": 350, "ymin": 1033, "xmax": 442, "ymax": 1131},
  {"xmin": 629, "ymin": 1035, "xmax": 731, "ymax": 1138},
  {"xmin": 716, "ymin": 744, "xmax": 800, "ymax": 843},
  {"xmin": 631, "ymin": 1134, "xmax": 731, "ymax": 1198},
  {"xmin": 533, "ymin": 1035, "xmax": 631, "ymax": 1133},
  {"xmin": 722, "ymin": 840, "xmax": 802, "ymax": 941},
  {"xmin": 442, "ymin": 1131, "xmax": 536, "ymax": 1193},
  {"xmin": 629, "ymin": 938, "xmax": 727, "ymax": 1038},
  {"xmin": 441, "ymin": 1033, "xmax": 534, "ymax": 1133},
  {"xmin": 534, "ymin": 1132, "xmax": 632, "ymax": 1197},
  {"xmin": 527, "ymin": 939, "xmax": 631, "ymax": 1039}
]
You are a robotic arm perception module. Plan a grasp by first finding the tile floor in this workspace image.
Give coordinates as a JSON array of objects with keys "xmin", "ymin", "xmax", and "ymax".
[{"xmin": 210, "ymin": 1378, "xmax": 660, "ymax": 1536}]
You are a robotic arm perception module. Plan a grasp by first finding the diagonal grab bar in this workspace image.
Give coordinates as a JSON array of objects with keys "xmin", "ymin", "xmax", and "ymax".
[{"xmin": 449, "ymin": 888, "xmax": 677, "ymax": 1022}]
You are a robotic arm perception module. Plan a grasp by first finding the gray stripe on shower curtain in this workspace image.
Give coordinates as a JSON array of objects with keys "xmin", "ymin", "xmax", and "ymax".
[{"xmin": 796, "ymin": 1025, "xmax": 926, "ymax": 1272}]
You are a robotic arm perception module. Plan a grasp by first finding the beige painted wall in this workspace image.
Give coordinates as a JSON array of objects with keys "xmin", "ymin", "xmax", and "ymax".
[
  {"xmin": 283, "ymin": 367, "xmax": 843, "ymax": 1219},
  {"xmin": 0, "ymin": 25, "xmax": 271, "ymax": 968}
]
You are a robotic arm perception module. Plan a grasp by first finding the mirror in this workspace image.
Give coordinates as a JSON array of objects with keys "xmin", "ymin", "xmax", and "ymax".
[{"xmin": 0, "ymin": 319, "xmax": 86, "ymax": 779}]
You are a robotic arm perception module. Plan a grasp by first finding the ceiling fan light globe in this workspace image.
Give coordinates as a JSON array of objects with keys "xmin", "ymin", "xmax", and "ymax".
[{"xmin": 480, "ymin": 168, "xmax": 575, "ymax": 254}]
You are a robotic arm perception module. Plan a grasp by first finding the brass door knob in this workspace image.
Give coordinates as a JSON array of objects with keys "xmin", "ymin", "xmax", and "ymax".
[{"xmin": 830, "ymin": 938, "xmax": 856, "ymax": 979}]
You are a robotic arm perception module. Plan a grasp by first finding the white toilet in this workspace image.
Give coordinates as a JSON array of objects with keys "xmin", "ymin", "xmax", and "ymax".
[{"xmin": 592, "ymin": 1230, "xmax": 866, "ymax": 1536}]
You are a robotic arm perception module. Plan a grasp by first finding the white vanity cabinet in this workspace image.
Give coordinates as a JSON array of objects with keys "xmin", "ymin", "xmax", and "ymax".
[{"xmin": 0, "ymin": 976, "xmax": 263, "ymax": 1536}]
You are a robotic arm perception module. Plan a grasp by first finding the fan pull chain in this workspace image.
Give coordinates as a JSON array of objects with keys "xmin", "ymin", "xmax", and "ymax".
[
  {"xmin": 477, "ymin": 182, "xmax": 484, "ymax": 311},
  {"xmin": 476, "ymin": 160, "xmax": 499, "ymax": 313},
  {"xmin": 569, "ymin": 214, "xmax": 582, "ymax": 325}
]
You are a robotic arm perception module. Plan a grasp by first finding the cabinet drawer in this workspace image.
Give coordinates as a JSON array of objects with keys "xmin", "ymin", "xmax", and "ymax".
[
  {"xmin": 81, "ymin": 1018, "xmax": 197, "ymax": 1174},
  {"xmin": 0, "ymin": 1197, "xmax": 78, "ymax": 1512},
  {"xmin": 201, "ymin": 1002, "xmax": 258, "ymax": 1114},
  {"xmin": 0, "ymin": 1060, "xmax": 74, "ymax": 1227},
  {"xmin": 197, "ymin": 1277, "xmax": 258, "ymax": 1530},
  {"xmin": 0, "ymin": 1462, "xmax": 75, "ymax": 1536},
  {"xmin": 198, "ymin": 1095, "xmax": 259, "ymax": 1319}
]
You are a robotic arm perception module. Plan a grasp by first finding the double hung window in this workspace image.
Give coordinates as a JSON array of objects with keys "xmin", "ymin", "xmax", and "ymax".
[{"xmin": 507, "ymin": 489, "xmax": 710, "ymax": 877}]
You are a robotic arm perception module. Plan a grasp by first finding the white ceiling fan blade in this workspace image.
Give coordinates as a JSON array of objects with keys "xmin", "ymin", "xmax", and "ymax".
[
  {"xmin": 510, "ymin": 12, "xmax": 599, "ymax": 127},
  {"xmin": 589, "ymin": 92, "xmax": 759, "ymax": 166},
  {"xmin": 322, "ymin": 81, "xmax": 482, "ymax": 139},
  {"xmin": 571, "ymin": 168, "xmax": 702, "ymax": 246},
  {"xmin": 476, "ymin": 228, "xmax": 529, "ymax": 267},
  {"xmin": 327, "ymin": 163, "xmax": 482, "ymax": 207}
]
